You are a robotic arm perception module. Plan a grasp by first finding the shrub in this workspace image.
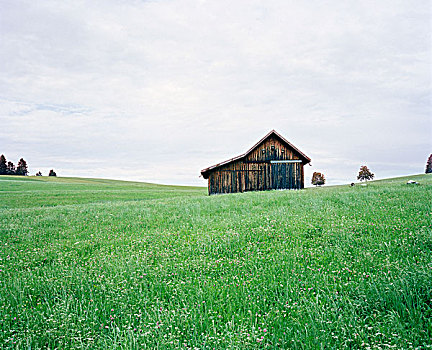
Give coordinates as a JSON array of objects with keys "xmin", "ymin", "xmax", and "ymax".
[{"xmin": 311, "ymin": 172, "xmax": 325, "ymax": 186}]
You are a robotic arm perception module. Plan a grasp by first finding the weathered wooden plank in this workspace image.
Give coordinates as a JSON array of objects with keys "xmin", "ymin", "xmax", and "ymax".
[
  {"xmin": 205, "ymin": 133, "xmax": 308, "ymax": 194},
  {"xmin": 270, "ymin": 160, "xmax": 302, "ymax": 163}
]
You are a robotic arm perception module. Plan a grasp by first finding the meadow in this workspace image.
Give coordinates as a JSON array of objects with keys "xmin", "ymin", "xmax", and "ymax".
[{"xmin": 0, "ymin": 174, "xmax": 431, "ymax": 349}]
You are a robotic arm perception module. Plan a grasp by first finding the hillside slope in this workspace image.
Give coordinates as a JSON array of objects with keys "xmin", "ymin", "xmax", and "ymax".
[
  {"xmin": 0, "ymin": 175, "xmax": 206, "ymax": 208},
  {"xmin": 0, "ymin": 174, "xmax": 431, "ymax": 348}
]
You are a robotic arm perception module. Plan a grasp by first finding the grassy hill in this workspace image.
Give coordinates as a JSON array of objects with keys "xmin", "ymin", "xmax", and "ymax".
[
  {"xmin": 0, "ymin": 174, "xmax": 431, "ymax": 348},
  {"xmin": 0, "ymin": 175, "xmax": 205, "ymax": 208}
]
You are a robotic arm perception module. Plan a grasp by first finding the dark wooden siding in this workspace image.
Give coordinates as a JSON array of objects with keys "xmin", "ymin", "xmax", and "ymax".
[
  {"xmin": 271, "ymin": 162, "xmax": 302, "ymax": 189},
  {"xmin": 207, "ymin": 135, "xmax": 305, "ymax": 195}
]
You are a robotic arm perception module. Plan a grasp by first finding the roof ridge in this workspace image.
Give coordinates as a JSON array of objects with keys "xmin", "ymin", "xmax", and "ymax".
[{"xmin": 201, "ymin": 130, "xmax": 311, "ymax": 177}]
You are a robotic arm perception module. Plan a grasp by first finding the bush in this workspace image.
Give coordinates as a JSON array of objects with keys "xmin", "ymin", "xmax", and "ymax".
[{"xmin": 311, "ymin": 172, "xmax": 325, "ymax": 186}]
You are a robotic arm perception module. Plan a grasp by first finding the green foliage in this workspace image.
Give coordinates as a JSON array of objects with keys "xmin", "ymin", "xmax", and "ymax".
[
  {"xmin": 0, "ymin": 156, "xmax": 29, "ymax": 176},
  {"xmin": 311, "ymin": 171, "xmax": 325, "ymax": 186},
  {"xmin": 0, "ymin": 154, "xmax": 6, "ymax": 175},
  {"xmin": 426, "ymin": 154, "xmax": 432, "ymax": 174},
  {"xmin": 0, "ymin": 175, "xmax": 431, "ymax": 349},
  {"xmin": 48, "ymin": 169, "xmax": 57, "ymax": 177},
  {"xmin": 357, "ymin": 165, "xmax": 375, "ymax": 182},
  {"xmin": 6, "ymin": 161, "xmax": 15, "ymax": 175},
  {"xmin": 15, "ymin": 158, "xmax": 28, "ymax": 176}
]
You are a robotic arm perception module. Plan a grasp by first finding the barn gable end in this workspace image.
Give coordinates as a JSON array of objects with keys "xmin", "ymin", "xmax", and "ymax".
[{"xmin": 201, "ymin": 130, "xmax": 311, "ymax": 195}]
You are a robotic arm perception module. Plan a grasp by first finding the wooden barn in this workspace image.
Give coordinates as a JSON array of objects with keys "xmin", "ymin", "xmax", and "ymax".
[{"xmin": 201, "ymin": 130, "xmax": 311, "ymax": 195}]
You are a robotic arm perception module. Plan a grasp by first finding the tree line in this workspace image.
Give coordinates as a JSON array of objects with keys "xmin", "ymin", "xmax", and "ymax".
[
  {"xmin": 0, "ymin": 155, "xmax": 28, "ymax": 176},
  {"xmin": 312, "ymin": 154, "xmax": 432, "ymax": 187},
  {"xmin": 312, "ymin": 165, "xmax": 375, "ymax": 187},
  {"xmin": 0, "ymin": 154, "xmax": 56, "ymax": 176}
]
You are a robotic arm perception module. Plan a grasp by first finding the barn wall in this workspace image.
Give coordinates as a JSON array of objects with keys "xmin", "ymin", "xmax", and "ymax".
[
  {"xmin": 246, "ymin": 135, "xmax": 300, "ymax": 162},
  {"xmin": 207, "ymin": 135, "xmax": 305, "ymax": 195}
]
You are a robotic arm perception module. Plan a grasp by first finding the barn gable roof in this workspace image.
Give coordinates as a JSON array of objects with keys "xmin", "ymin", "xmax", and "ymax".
[{"xmin": 201, "ymin": 130, "xmax": 311, "ymax": 179}]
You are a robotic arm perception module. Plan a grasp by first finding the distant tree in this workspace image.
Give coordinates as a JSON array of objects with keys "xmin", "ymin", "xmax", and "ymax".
[
  {"xmin": 16, "ymin": 158, "xmax": 28, "ymax": 176},
  {"xmin": 426, "ymin": 154, "xmax": 432, "ymax": 174},
  {"xmin": 357, "ymin": 165, "xmax": 374, "ymax": 183},
  {"xmin": 48, "ymin": 169, "xmax": 57, "ymax": 177},
  {"xmin": 6, "ymin": 161, "xmax": 16, "ymax": 175},
  {"xmin": 36, "ymin": 171, "xmax": 42, "ymax": 176},
  {"xmin": 311, "ymin": 172, "xmax": 325, "ymax": 186},
  {"xmin": 0, "ymin": 155, "xmax": 6, "ymax": 175}
]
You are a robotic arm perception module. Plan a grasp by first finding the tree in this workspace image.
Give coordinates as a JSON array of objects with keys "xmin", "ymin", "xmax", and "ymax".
[
  {"xmin": 311, "ymin": 172, "xmax": 325, "ymax": 186},
  {"xmin": 6, "ymin": 161, "xmax": 16, "ymax": 175},
  {"xmin": 426, "ymin": 154, "xmax": 432, "ymax": 174},
  {"xmin": 0, "ymin": 155, "xmax": 6, "ymax": 175},
  {"xmin": 48, "ymin": 169, "xmax": 57, "ymax": 177},
  {"xmin": 357, "ymin": 165, "xmax": 374, "ymax": 183},
  {"xmin": 36, "ymin": 171, "xmax": 42, "ymax": 176},
  {"xmin": 16, "ymin": 158, "xmax": 28, "ymax": 176}
]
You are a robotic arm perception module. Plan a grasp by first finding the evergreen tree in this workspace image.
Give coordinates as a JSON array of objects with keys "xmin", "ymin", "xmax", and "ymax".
[
  {"xmin": 16, "ymin": 158, "xmax": 28, "ymax": 176},
  {"xmin": 6, "ymin": 161, "xmax": 16, "ymax": 175},
  {"xmin": 357, "ymin": 165, "xmax": 374, "ymax": 183},
  {"xmin": 426, "ymin": 154, "xmax": 432, "ymax": 174},
  {"xmin": 311, "ymin": 172, "xmax": 325, "ymax": 186},
  {"xmin": 48, "ymin": 169, "xmax": 57, "ymax": 177},
  {"xmin": 0, "ymin": 155, "xmax": 6, "ymax": 175}
]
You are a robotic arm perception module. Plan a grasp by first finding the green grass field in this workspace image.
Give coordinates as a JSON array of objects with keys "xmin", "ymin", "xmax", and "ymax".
[{"xmin": 0, "ymin": 174, "xmax": 431, "ymax": 349}]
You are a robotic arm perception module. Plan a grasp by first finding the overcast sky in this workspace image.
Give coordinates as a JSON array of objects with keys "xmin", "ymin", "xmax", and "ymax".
[{"xmin": 1, "ymin": 0, "xmax": 431, "ymax": 186}]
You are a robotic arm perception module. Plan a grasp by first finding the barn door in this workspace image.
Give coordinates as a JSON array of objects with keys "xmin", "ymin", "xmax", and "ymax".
[
  {"xmin": 271, "ymin": 162, "xmax": 288, "ymax": 189},
  {"xmin": 271, "ymin": 160, "xmax": 302, "ymax": 190}
]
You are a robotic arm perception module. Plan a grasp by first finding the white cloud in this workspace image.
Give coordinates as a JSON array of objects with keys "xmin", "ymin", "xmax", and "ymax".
[{"xmin": 1, "ymin": 0, "xmax": 430, "ymax": 185}]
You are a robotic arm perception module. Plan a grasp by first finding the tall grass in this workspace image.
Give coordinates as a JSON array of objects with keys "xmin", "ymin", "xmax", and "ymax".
[{"xmin": 0, "ymin": 174, "xmax": 431, "ymax": 348}]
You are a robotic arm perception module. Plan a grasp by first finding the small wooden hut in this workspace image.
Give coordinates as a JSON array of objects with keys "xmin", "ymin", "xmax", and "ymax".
[{"xmin": 201, "ymin": 130, "xmax": 311, "ymax": 195}]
